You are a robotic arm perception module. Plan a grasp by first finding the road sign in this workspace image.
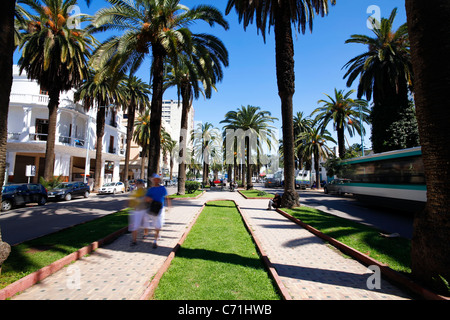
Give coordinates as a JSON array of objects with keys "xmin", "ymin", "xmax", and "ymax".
[{"xmin": 26, "ymin": 165, "xmax": 36, "ymax": 177}]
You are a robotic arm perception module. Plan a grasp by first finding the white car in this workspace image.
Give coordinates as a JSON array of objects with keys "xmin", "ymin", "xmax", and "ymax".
[{"xmin": 98, "ymin": 182, "xmax": 125, "ymax": 195}]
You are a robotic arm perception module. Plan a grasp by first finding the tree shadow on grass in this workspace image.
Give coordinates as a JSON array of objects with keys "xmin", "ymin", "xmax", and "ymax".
[{"xmin": 175, "ymin": 247, "xmax": 265, "ymax": 271}]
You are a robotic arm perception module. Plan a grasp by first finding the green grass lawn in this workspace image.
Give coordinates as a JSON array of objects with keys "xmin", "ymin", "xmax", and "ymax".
[
  {"xmin": 153, "ymin": 200, "xmax": 281, "ymax": 300},
  {"xmin": 168, "ymin": 190, "xmax": 203, "ymax": 198},
  {"xmin": 239, "ymin": 189, "xmax": 274, "ymax": 198},
  {"xmin": 284, "ymin": 206, "xmax": 412, "ymax": 273},
  {"xmin": 0, "ymin": 210, "xmax": 129, "ymax": 290}
]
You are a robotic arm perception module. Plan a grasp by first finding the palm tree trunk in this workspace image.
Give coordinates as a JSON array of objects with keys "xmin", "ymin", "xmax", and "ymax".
[
  {"xmin": 43, "ymin": 89, "xmax": 60, "ymax": 181},
  {"xmin": 406, "ymin": 0, "xmax": 450, "ymax": 294},
  {"xmin": 177, "ymin": 85, "xmax": 190, "ymax": 195},
  {"xmin": 148, "ymin": 44, "xmax": 165, "ymax": 181},
  {"xmin": 94, "ymin": 106, "xmax": 106, "ymax": 191},
  {"xmin": 246, "ymin": 137, "xmax": 253, "ymax": 189},
  {"xmin": 0, "ymin": 0, "xmax": 14, "ymax": 192},
  {"xmin": 275, "ymin": 3, "xmax": 300, "ymax": 208},
  {"xmin": 122, "ymin": 101, "xmax": 136, "ymax": 186},
  {"xmin": 0, "ymin": 0, "xmax": 15, "ymax": 262},
  {"xmin": 337, "ymin": 127, "xmax": 345, "ymax": 158}
]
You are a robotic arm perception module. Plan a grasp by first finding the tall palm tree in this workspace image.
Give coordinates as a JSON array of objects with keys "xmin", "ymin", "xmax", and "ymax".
[
  {"xmin": 89, "ymin": 0, "xmax": 229, "ymax": 183},
  {"xmin": 405, "ymin": 0, "xmax": 450, "ymax": 294},
  {"xmin": 221, "ymin": 105, "xmax": 278, "ymax": 190},
  {"xmin": 133, "ymin": 109, "xmax": 152, "ymax": 179},
  {"xmin": 75, "ymin": 70, "xmax": 124, "ymax": 191},
  {"xmin": 343, "ymin": 8, "xmax": 416, "ymax": 153},
  {"xmin": 299, "ymin": 127, "xmax": 336, "ymax": 189},
  {"xmin": 191, "ymin": 122, "xmax": 221, "ymax": 186},
  {"xmin": 17, "ymin": 0, "xmax": 95, "ymax": 180},
  {"xmin": 0, "ymin": 0, "xmax": 92, "ymax": 277},
  {"xmin": 160, "ymin": 128, "xmax": 177, "ymax": 180},
  {"xmin": 164, "ymin": 34, "xmax": 229, "ymax": 195},
  {"xmin": 121, "ymin": 75, "xmax": 151, "ymax": 185},
  {"xmin": 312, "ymin": 89, "xmax": 369, "ymax": 158},
  {"xmin": 293, "ymin": 111, "xmax": 313, "ymax": 170},
  {"xmin": 226, "ymin": 0, "xmax": 335, "ymax": 207}
]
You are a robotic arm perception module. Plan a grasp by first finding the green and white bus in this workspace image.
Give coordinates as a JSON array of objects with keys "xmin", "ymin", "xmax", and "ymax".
[{"xmin": 338, "ymin": 147, "xmax": 426, "ymax": 206}]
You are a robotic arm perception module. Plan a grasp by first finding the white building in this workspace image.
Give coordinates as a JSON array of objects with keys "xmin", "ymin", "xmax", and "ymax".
[{"xmin": 6, "ymin": 65, "xmax": 126, "ymax": 187}]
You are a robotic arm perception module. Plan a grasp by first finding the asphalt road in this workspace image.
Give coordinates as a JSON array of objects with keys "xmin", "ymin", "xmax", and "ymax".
[
  {"xmin": 0, "ymin": 193, "xmax": 130, "ymax": 245},
  {"xmin": 0, "ymin": 184, "xmax": 414, "ymax": 246},
  {"xmin": 260, "ymin": 184, "xmax": 414, "ymax": 239}
]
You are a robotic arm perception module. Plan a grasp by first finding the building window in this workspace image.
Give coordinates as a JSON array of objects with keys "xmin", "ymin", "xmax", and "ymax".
[{"xmin": 35, "ymin": 119, "xmax": 49, "ymax": 141}]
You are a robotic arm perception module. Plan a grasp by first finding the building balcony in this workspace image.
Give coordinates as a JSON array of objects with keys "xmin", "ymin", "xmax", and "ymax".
[{"xmin": 10, "ymin": 93, "xmax": 49, "ymax": 106}]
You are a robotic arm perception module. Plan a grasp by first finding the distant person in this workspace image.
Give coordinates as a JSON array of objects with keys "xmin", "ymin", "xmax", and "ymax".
[
  {"xmin": 128, "ymin": 179, "xmax": 149, "ymax": 246},
  {"xmin": 267, "ymin": 194, "xmax": 281, "ymax": 210},
  {"xmin": 145, "ymin": 174, "xmax": 171, "ymax": 248}
]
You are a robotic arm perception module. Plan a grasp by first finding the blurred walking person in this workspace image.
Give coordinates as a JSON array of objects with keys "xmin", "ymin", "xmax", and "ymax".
[
  {"xmin": 146, "ymin": 174, "xmax": 171, "ymax": 248},
  {"xmin": 128, "ymin": 179, "xmax": 149, "ymax": 246}
]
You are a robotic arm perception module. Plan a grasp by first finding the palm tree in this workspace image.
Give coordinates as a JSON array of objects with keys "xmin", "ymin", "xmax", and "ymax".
[
  {"xmin": 17, "ymin": 0, "xmax": 95, "ymax": 180},
  {"xmin": 121, "ymin": 75, "xmax": 151, "ymax": 186},
  {"xmin": 405, "ymin": 0, "xmax": 450, "ymax": 294},
  {"xmin": 293, "ymin": 111, "xmax": 313, "ymax": 169},
  {"xmin": 221, "ymin": 105, "xmax": 278, "ymax": 190},
  {"xmin": 343, "ymin": 8, "xmax": 416, "ymax": 153},
  {"xmin": 191, "ymin": 122, "xmax": 221, "ymax": 186},
  {"xmin": 89, "ymin": 0, "xmax": 229, "ymax": 183},
  {"xmin": 226, "ymin": 0, "xmax": 335, "ymax": 207},
  {"xmin": 299, "ymin": 127, "xmax": 336, "ymax": 189},
  {"xmin": 74, "ymin": 70, "xmax": 124, "ymax": 191},
  {"xmin": 160, "ymin": 128, "xmax": 177, "ymax": 181},
  {"xmin": 133, "ymin": 109, "xmax": 152, "ymax": 179},
  {"xmin": 0, "ymin": 0, "xmax": 92, "ymax": 279},
  {"xmin": 164, "ymin": 34, "xmax": 229, "ymax": 195},
  {"xmin": 312, "ymin": 89, "xmax": 369, "ymax": 158}
]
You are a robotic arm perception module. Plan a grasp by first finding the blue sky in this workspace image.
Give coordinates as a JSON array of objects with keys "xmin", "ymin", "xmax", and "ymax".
[{"xmin": 14, "ymin": 0, "xmax": 408, "ymax": 151}]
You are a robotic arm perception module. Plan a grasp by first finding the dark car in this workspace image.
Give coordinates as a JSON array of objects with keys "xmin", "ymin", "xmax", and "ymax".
[
  {"xmin": 1, "ymin": 183, "xmax": 48, "ymax": 212},
  {"xmin": 47, "ymin": 182, "xmax": 90, "ymax": 201}
]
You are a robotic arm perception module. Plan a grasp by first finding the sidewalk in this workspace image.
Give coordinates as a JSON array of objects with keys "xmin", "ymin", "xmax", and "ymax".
[{"xmin": 10, "ymin": 190, "xmax": 412, "ymax": 300}]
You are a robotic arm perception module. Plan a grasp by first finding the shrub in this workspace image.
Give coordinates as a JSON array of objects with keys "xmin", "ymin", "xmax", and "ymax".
[{"xmin": 185, "ymin": 181, "xmax": 200, "ymax": 194}]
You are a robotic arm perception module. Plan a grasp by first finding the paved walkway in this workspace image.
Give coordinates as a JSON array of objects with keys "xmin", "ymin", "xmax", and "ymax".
[{"xmin": 11, "ymin": 190, "xmax": 412, "ymax": 300}]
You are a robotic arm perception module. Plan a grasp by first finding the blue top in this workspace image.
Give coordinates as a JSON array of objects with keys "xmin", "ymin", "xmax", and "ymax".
[{"xmin": 145, "ymin": 185, "xmax": 168, "ymax": 206}]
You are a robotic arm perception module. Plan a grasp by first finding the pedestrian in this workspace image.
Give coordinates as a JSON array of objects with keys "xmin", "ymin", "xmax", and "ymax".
[
  {"xmin": 145, "ymin": 173, "xmax": 171, "ymax": 248},
  {"xmin": 267, "ymin": 193, "xmax": 281, "ymax": 210},
  {"xmin": 128, "ymin": 179, "xmax": 149, "ymax": 246}
]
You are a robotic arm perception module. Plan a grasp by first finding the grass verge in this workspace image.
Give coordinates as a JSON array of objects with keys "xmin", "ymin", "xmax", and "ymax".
[
  {"xmin": 153, "ymin": 200, "xmax": 281, "ymax": 300},
  {"xmin": 283, "ymin": 206, "xmax": 411, "ymax": 273},
  {"xmin": 0, "ymin": 209, "xmax": 129, "ymax": 290},
  {"xmin": 239, "ymin": 190, "xmax": 274, "ymax": 199},
  {"xmin": 168, "ymin": 190, "xmax": 203, "ymax": 198}
]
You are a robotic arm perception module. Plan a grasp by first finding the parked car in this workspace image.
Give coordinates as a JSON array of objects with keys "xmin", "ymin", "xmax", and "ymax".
[
  {"xmin": 323, "ymin": 179, "xmax": 351, "ymax": 195},
  {"xmin": 47, "ymin": 182, "xmax": 90, "ymax": 201},
  {"xmin": 98, "ymin": 182, "xmax": 125, "ymax": 195},
  {"xmin": 1, "ymin": 183, "xmax": 48, "ymax": 211}
]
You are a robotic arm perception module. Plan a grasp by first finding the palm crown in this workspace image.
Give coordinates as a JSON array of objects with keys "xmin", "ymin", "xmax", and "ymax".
[{"xmin": 18, "ymin": 0, "xmax": 95, "ymax": 93}]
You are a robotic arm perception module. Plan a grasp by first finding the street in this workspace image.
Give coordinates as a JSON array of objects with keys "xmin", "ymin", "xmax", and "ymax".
[
  {"xmin": 0, "ymin": 184, "xmax": 414, "ymax": 246},
  {"xmin": 0, "ymin": 193, "xmax": 129, "ymax": 245},
  {"xmin": 260, "ymin": 183, "xmax": 414, "ymax": 239}
]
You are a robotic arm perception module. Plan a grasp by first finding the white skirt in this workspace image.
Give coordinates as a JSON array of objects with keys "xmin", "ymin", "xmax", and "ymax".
[
  {"xmin": 151, "ymin": 207, "xmax": 166, "ymax": 230},
  {"xmin": 129, "ymin": 209, "xmax": 150, "ymax": 232}
]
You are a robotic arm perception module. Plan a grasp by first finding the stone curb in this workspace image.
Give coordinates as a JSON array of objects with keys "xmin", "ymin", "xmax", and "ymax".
[
  {"xmin": 0, "ymin": 227, "xmax": 128, "ymax": 300},
  {"xmin": 275, "ymin": 207, "xmax": 449, "ymax": 301}
]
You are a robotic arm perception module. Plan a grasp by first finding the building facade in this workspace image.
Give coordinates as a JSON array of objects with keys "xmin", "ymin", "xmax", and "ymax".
[{"xmin": 6, "ymin": 65, "xmax": 126, "ymax": 188}]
